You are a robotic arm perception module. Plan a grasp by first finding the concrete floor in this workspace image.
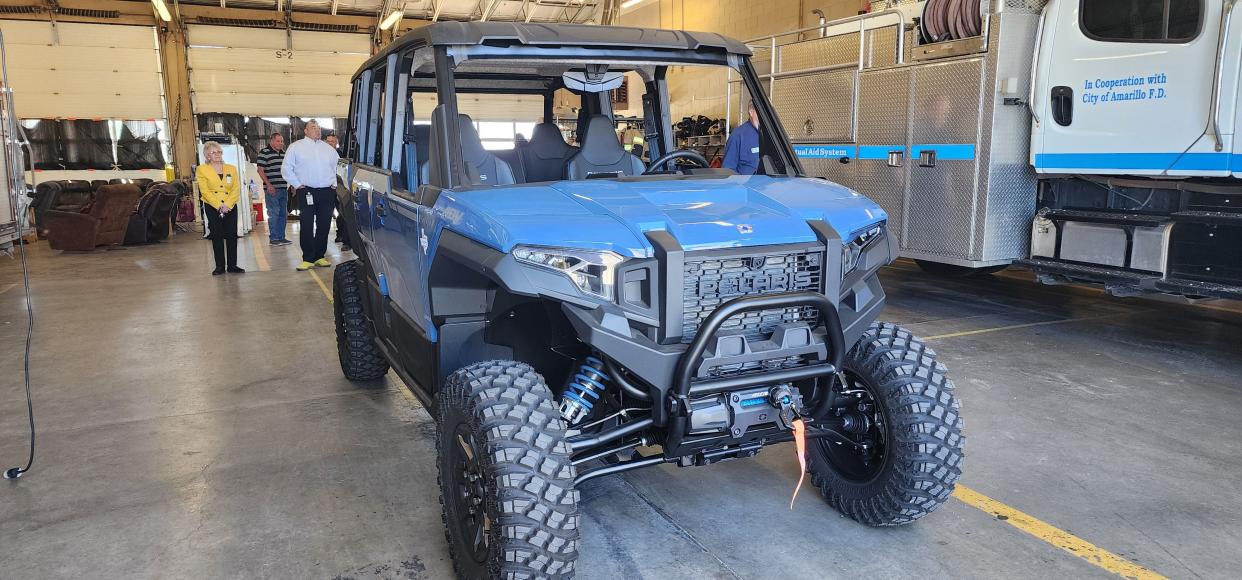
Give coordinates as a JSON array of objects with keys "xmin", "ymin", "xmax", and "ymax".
[{"xmin": 0, "ymin": 225, "xmax": 1239, "ymax": 579}]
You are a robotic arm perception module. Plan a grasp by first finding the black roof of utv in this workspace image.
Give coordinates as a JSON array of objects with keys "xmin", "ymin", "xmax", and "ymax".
[{"xmin": 356, "ymin": 21, "xmax": 751, "ymax": 77}]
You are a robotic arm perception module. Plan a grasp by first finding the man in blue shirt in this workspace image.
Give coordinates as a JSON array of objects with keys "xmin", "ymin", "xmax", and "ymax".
[{"xmin": 722, "ymin": 100, "xmax": 761, "ymax": 175}]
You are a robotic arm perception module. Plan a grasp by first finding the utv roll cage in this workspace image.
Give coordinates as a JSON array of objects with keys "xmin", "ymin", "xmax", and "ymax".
[{"xmin": 343, "ymin": 21, "xmax": 804, "ymax": 191}]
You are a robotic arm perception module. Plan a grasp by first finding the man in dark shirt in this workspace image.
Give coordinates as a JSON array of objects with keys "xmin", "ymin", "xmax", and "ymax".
[
  {"xmin": 256, "ymin": 133, "xmax": 293, "ymax": 245},
  {"xmin": 722, "ymin": 100, "xmax": 761, "ymax": 175}
]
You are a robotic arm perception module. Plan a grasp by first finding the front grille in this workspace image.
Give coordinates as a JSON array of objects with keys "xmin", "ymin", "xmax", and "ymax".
[{"xmin": 681, "ymin": 246, "xmax": 824, "ymax": 344}]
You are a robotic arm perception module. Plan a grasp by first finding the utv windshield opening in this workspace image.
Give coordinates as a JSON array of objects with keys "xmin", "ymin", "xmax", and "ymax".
[{"xmin": 363, "ymin": 45, "xmax": 799, "ymax": 192}]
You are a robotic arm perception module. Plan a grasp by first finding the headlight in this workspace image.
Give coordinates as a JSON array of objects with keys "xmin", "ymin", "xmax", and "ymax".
[
  {"xmin": 841, "ymin": 225, "xmax": 884, "ymax": 280},
  {"xmin": 513, "ymin": 245, "xmax": 626, "ymax": 300}
]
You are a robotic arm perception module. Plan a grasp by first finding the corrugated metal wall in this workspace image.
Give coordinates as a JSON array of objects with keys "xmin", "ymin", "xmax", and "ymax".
[
  {"xmin": 0, "ymin": 20, "xmax": 164, "ymax": 119},
  {"xmin": 187, "ymin": 25, "xmax": 369, "ymax": 116}
]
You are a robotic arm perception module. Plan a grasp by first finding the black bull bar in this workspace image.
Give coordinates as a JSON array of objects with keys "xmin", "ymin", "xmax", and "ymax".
[{"xmin": 660, "ymin": 291, "xmax": 846, "ymax": 452}]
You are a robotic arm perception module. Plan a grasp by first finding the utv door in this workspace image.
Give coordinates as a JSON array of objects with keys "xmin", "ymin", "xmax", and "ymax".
[
  {"xmin": 364, "ymin": 54, "xmax": 436, "ymax": 344},
  {"xmin": 348, "ymin": 69, "xmax": 379, "ymax": 252},
  {"xmin": 1031, "ymin": 0, "xmax": 1232, "ymax": 176}
]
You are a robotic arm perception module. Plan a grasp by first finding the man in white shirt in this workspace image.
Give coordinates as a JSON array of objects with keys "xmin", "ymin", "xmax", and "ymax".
[{"xmin": 281, "ymin": 120, "xmax": 340, "ymax": 271}]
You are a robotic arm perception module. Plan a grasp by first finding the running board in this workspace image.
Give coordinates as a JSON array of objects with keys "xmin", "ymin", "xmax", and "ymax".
[{"xmin": 1018, "ymin": 258, "xmax": 1242, "ymax": 300}]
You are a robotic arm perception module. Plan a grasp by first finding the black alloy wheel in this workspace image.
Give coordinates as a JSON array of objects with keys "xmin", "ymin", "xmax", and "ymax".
[
  {"xmin": 446, "ymin": 425, "xmax": 490, "ymax": 566},
  {"xmin": 815, "ymin": 370, "xmax": 889, "ymax": 483}
]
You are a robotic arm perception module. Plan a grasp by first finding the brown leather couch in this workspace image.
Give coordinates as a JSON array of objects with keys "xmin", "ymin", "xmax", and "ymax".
[
  {"xmin": 30, "ymin": 180, "xmax": 95, "ymax": 236},
  {"xmin": 46, "ymin": 184, "xmax": 144, "ymax": 251},
  {"xmin": 123, "ymin": 182, "xmax": 183, "ymax": 244}
]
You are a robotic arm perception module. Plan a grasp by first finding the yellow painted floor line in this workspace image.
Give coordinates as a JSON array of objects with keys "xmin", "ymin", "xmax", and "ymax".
[
  {"xmin": 308, "ymin": 269, "xmax": 333, "ymax": 303},
  {"xmin": 922, "ymin": 311, "xmax": 1139, "ymax": 341},
  {"xmin": 953, "ymin": 486, "xmax": 1167, "ymax": 579},
  {"xmin": 252, "ymin": 239, "xmax": 271, "ymax": 272},
  {"xmin": 1175, "ymin": 300, "xmax": 1242, "ymax": 315}
]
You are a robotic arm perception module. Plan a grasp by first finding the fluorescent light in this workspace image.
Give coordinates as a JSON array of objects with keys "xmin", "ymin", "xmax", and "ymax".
[
  {"xmin": 379, "ymin": 10, "xmax": 403, "ymax": 30},
  {"xmin": 620, "ymin": 0, "xmax": 644, "ymax": 8},
  {"xmin": 150, "ymin": 0, "xmax": 172, "ymax": 21}
]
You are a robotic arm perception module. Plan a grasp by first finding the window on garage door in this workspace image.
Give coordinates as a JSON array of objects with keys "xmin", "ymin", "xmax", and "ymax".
[{"xmin": 1080, "ymin": 0, "xmax": 1203, "ymax": 43}]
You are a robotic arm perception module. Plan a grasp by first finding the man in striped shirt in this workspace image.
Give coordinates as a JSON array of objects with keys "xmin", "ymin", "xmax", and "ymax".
[{"xmin": 256, "ymin": 133, "xmax": 293, "ymax": 245}]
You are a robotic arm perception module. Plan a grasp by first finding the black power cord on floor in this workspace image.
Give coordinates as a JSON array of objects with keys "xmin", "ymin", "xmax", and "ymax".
[{"xmin": 4, "ymin": 208, "xmax": 35, "ymax": 480}]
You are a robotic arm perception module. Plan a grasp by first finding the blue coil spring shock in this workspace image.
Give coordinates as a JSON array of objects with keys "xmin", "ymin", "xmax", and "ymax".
[{"xmin": 560, "ymin": 356, "xmax": 610, "ymax": 425}]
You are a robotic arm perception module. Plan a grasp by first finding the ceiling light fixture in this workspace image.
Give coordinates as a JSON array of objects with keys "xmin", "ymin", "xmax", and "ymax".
[
  {"xmin": 378, "ymin": 9, "xmax": 403, "ymax": 30},
  {"xmin": 150, "ymin": 0, "xmax": 172, "ymax": 21}
]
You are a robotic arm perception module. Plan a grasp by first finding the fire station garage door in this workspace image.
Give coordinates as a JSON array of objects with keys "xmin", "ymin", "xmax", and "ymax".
[
  {"xmin": 187, "ymin": 26, "xmax": 369, "ymax": 117},
  {"xmin": 0, "ymin": 20, "xmax": 163, "ymax": 119}
]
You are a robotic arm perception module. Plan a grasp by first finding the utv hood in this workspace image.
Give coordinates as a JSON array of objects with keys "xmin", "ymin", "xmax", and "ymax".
[{"xmin": 436, "ymin": 175, "xmax": 887, "ymax": 257}]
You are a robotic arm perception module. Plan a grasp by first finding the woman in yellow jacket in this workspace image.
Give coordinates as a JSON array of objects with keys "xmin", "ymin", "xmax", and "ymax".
[{"xmin": 196, "ymin": 141, "xmax": 245, "ymax": 275}]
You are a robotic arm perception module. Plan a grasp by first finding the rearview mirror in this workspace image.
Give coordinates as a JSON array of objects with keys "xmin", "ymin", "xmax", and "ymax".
[{"xmin": 562, "ymin": 68, "xmax": 624, "ymax": 93}]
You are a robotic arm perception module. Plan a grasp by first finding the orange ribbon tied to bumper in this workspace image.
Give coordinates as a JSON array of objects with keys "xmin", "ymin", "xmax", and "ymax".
[{"xmin": 790, "ymin": 418, "xmax": 807, "ymax": 510}]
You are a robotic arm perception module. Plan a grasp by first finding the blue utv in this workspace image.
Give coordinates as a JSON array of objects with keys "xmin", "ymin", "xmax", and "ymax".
[{"xmin": 333, "ymin": 21, "xmax": 964, "ymax": 579}]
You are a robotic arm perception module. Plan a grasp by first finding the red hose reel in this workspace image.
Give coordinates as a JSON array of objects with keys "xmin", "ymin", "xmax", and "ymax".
[{"xmin": 921, "ymin": 0, "xmax": 982, "ymax": 43}]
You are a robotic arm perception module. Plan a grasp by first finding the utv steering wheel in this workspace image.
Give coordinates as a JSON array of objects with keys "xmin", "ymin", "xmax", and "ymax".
[{"xmin": 643, "ymin": 149, "xmax": 711, "ymax": 174}]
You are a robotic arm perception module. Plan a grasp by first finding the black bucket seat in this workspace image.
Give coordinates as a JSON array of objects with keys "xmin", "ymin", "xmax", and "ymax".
[
  {"xmin": 521, "ymin": 123, "xmax": 577, "ymax": 182},
  {"xmin": 565, "ymin": 115, "xmax": 644, "ymax": 180}
]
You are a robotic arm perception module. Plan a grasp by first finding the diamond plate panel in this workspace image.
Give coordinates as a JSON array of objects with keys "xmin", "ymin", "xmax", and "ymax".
[
  {"xmin": 909, "ymin": 58, "xmax": 985, "ymax": 145},
  {"xmin": 977, "ymin": 12, "xmax": 1040, "ymax": 261},
  {"xmin": 803, "ymin": 157, "xmax": 855, "ymax": 190},
  {"xmin": 1000, "ymin": 0, "xmax": 1047, "ymax": 14},
  {"xmin": 864, "ymin": 27, "xmax": 899, "ymax": 68},
  {"xmin": 772, "ymin": 69, "xmax": 856, "ymax": 143},
  {"xmin": 751, "ymin": 46, "xmax": 773, "ymax": 78},
  {"xmin": 906, "ymin": 160, "xmax": 981, "ymax": 258},
  {"xmin": 859, "ymin": 71, "xmax": 911, "ymax": 145},
  {"xmin": 871, "ymin": 0, "xmax": 921, "ymax": 8},
  {"xmin": 903, "ymin": 29, "xmax": 917, "ymax": 64},
  {"xmin": 778, "ymin": 34, "xmax": 860, "ymax": 72},
  {"xmin": 856, "ymin": 68, "xmax": 911, "ymax": 246},
  {"xmin": 906, "ymin": 57, "xmax": 985, "ymax": 259}
]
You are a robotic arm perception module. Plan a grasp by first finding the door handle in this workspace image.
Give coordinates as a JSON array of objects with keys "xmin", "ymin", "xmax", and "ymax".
[{"xmin": 1050, "ymin": 86, "xmax": 1073, "ymax": 126}]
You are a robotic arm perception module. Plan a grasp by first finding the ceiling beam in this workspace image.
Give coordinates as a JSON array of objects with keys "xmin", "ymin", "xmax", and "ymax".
[
  {"xmin": 571, "ymin": 0, "xmax": 590, "ymax": 22},
  {"xmin": 331, "ymin": 0, "xmax": 338, "ymax": 15},
  {"xmin": 0, "ymin": 0, "xmax": 437, "ymax": 30},
  {"xmin": 524, "ymin": 0, "xmax": 538, "ymax": 23},
  {"xmin": 431, "ymin": 0, "xmax": 444, "ymax": 21},
  {"xmin": 480, "ymin": 0, "xmax": 502, "ymax": 22},
  {"xmin": 590, "ymin": 0, "xmax": 606, "ymax": 24}
]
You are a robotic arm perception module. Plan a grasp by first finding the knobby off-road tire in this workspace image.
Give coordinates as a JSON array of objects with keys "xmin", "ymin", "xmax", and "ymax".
[
  {"xmin": 437, "ymin": 360, "xmax": 580, "ymax": 579},
  {"xmin": 332, "ymin": 260, "xmax": 389, "ymax": 381},
  {"xmin": 808, "ymin": 322, "xmax": 964, "ymax": 526}
]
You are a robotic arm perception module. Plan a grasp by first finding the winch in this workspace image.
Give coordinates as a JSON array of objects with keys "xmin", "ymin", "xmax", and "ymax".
[{"xmin": 687, "ymin": 383, "xmax": 804, "ymax": 437}]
